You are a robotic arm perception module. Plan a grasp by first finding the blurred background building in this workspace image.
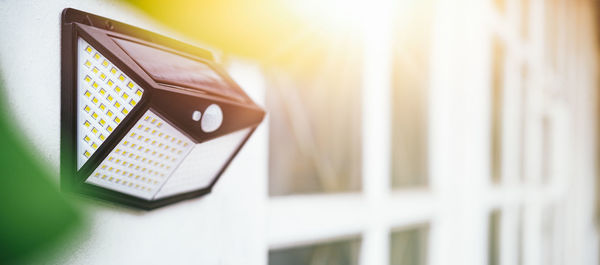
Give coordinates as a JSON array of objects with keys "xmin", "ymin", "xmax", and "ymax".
[{"xmin": 0, "ymin": 0, "xmax": 599, "ymax": 264}]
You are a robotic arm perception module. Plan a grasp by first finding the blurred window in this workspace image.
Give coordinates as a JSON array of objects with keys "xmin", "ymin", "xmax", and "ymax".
[
  {"xmin": 541, "ymin": 116, "xmax": 552, "ymax": 184},
  {"xmin": 519, "ymin": 65, "xmax": 528, "ymax": 182},
  {"xmin": 545, "ymin": 0, "xmax": 559, "ymax": 69},
  {"xmin": 540, "ymin": 205, "xmax": 555, "ymax": 265},
  {"xmin": 269, "ymin": 238, "xmax": 361, "ymax": 265},
  {"xmin": 390, "ymin": 225, "xmax": 429, "ymax": 265},
  {"xmin": 266, "ymin": 40, "xmax": 363, "ymax": 196},
  {"xmin": 521, "ymin": 0, "xmax": 530, "ymax": 40},
  {"xmin": 491, "ymin": 36, "xmax": 505, "ymax": 184},
  {"xmin": 488, "ymin": 210, "xmax": 502, "ymax": 265},
  {"xmin": 517, "ymin": 205, "xmax": 525, "ymax": 265},
  {"xmin": 494, "ymin": 0, "xmax": 506, "ymax": 15},
  {"xmin": 391, "ymin": 0, "xmax": 434, "ymax": 188}
]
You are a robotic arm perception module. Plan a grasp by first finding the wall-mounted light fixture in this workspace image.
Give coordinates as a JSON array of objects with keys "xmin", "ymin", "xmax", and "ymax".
[{"xmin": 60, "ymin": 8, "xmax": 265, "ymax": 209}]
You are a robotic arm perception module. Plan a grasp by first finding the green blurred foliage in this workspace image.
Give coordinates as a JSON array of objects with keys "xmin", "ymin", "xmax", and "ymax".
[{"xmin": 0, "ymin": 79, "xmax": 83, "ymax": 264}]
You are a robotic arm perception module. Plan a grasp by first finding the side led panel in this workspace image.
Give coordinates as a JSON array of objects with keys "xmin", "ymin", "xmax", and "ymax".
[
  {"xmin": 154, "ymin": 128, "xmax": 251, "ymax": 199},
  {"xmin": 85, "ymin": 110, "xmax": 194, "ymax": 200},
  {"xmin": 77, "ymin": 37, "xmax": 144, "ymax": 169}
]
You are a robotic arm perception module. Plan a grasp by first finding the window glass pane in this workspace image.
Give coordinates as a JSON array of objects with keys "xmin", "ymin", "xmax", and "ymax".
[
  {"xmin": 491, "ymin": 36, "xmax": 505, "ymax": 184},
  {"xmin": 488, "ymin": 210, "xmax": 502, "ymax": 265},
  {"xmin": 519, "ymin": 65, "xmax": 528, "ymax": 182},
  {"xmin": 391, "ymin": 0, "xmax": 434, "ymax": 188},
  {"xmin": 545, "ymin": 0, "xmax": 559, "ymax": 69},
  {"xmin": 517, "ymin": 206, "xmax": 525, "ymax": 265},
  {"xmin": 541, "ymin": 115, "xmax": 552, "ymax": 184},
  {"xmin": 494, "ymin": 0, "xmax": 506, "ymax": 15},
  {"xmin": 540, "ymin": 205, "xmax": 555, "ymax": 265},
  {"xmin": 521, "ymin": 0, "xmax": 530, "ymax": 40},
  {"xmin": 390, "ymin": 225, "xmax": 429, "ymax": 265},
  {"xmin": 269, "ymin": 238, "xmax": 361, "ymax": 265},
  {"xmin": 267, "ymin": 39, "xmax": 363, "ymax": 196}
]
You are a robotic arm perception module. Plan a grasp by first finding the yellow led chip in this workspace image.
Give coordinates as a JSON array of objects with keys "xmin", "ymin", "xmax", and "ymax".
[
  {"xmin": 94, "ymin": 53, "xmax": 100, "ymax": 60},
  {"xmin": 136, "ymin": 89, "xmax": 142, "ymax": 97},
  {"xmin": 84, "ymin": 151, "xmax": 91, "ymax": 157},
  {"xmin": 99, "ymin": 104, "xmax": 106, "ymax": 110},
  {"xmin": 92, "ymin": 67, "xmax": 99, "ymax": 74},
  {"xmin": 84, "ymin": 120, "xmax": 91, "ymax": 127},
  {"xmin": 84, "ymin": 75, "xmax": 91, "ymax": 82},
  {"xmin": 99, "ymin": 134, "xmax": 106, "ymax": 141},
  {"xmin": 92, "ymin": 97, "xmax": 99, "ymax": 104},
  {"xmin": 107, "ymin": 126, "xmax": 113, "ymax": 132},
  {"xmin": 92, "ymin": 127, "xmax": 98, "ymax": 134},
  {"xmin": 84, "ymin": 60, "xmax": 91, "ymax": 68},
  {"xmin": 110, "ymin": 67, "xmax": 117, "ymax": 74},
  {"xmin": 127, "ymin": 82, "xmax": 134, "ymax": 89},
  {"xmin": 84, "ymin": 105, "xmax": 91, "ymax": 113},
  {"xmin": 107, "ymin": 95, "xmax": 114, "ymax": 102},
  {"xmin": 92, "ymin": 112, "xmax": 98, "ymax": 119},
  {"xmin": 121, "ymin": 108, "xmax": 129, "ymax": 115},
  {"xmin": 151, "ymin": 118, "xmax": 156, "ymax": 124},
  {"xmin": 129, "ymin": 99, "xmax": 137, "ymax": 106},
  {"xmin": 114, "ymin": 117, "xmax": 121, "ymax": 123},
  {"xmin": 107, "ymin": 110, "xmax": 113, "ymax": 117},
  {"xmin": 84, "ymin": 90, "xmax": 91, "ymax": 97},
  {"xmin": 85, "ymin": 46, "xmax": 92, "ymax": 53},
  {"xmin": 115, "ymin": 86, "xmax": 121, "ymax": 93},
  {"xmin": 107, "ymin": 80, "xmax": 114, "ymax": 86},
  {"xmin": 114, "ymin": 101, "xmax": 121, "ymax": 108},
  {"xmin": 144, "ymin": 116, "xmax": 150, "ymax": 121},
  {"xmin": 118, "ymin": 75, "xmax": 125, "ymax": 81},
  {"xmin": 99, "ymin": 88, "xmax": 106, "ymax": 95},
  {"xmin": 99, "ymin": 73, "xmax": 106, "ymax": 80},
  {"xmin": 84, "ymin": 135, "xmax": 90, "ymax": 142},
  {"xmin": 92, "ymin": 143, "xmax": 98, "ymax": 149},
  {"xmin": 102, "ymin": 60, "xmax": 109, "ymax": 67},
  {"xmin": 122, "ymin": 93, "xmax": 129, "ymax": 100},
  {"xmin": 92, "ymin": 82, "xmax": 98, "ymax": 89}
]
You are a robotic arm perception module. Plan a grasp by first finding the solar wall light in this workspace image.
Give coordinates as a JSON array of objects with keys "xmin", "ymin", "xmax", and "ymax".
[{"xmin": 60, "ymin": 8, "xmax": 265, "ymax": 209}]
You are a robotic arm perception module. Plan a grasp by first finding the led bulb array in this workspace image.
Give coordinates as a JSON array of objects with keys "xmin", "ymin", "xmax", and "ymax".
[
  {"xmin": 86, "ymin": 110, "xmax": 194, "ymax": 199},
  {"xmin": 77, "ymin": 38, "xmax": 144, "ymax": 169}
]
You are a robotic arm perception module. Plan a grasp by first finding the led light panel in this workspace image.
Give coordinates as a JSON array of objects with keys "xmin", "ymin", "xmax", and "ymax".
[
  {"xmin": 62, "ymin": 9, "xmax": 265, "ymax": 209},
  {"xmin": 77, "ymin": 37, "xmax": 144, "ymax": 169},
  {"xmin": 154, "ymin": 128, "xmax": 251, "ymax": 199},
  {"xmin": 86, "ymin": 110, "xmax": 194, "ymax": 199}
]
